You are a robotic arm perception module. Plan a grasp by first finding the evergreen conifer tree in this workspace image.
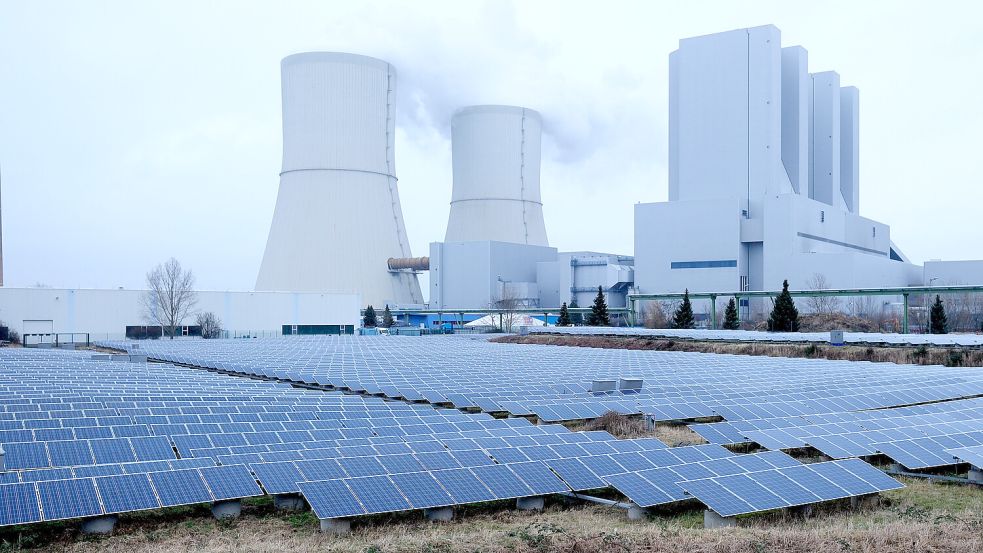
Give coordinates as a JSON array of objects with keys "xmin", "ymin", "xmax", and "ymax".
[
  {"xmin": 382, "ymin": 304, "xmax": 395, "ymax": 328},
  {"xmin": 363, "ymin": 305, "xmax": 377, "ymax": 328},
  {"xmin": 557, "ymin": 302, "xmax": 572, "ymax": 326},
  {"xmin": 723, "ymin": 297, "xmax": 740, "ymax": 330},
  {"xmin": 671, "ymin": 289, "xmax": 695, "ymax": 329},
  {"xmin": 588, "ymin": 286, "xmax": 610, "ymax": 326},
  {"xmin": 569, "ymin": 299, "xmax": 583, "ymax": 325},
  {"xmin": 929, "ymin": 295, "xmax": 948, "ymax": 334},
  {"xmin": 767, "ymin": 280, "xmax": 800, "ymax": 332}
]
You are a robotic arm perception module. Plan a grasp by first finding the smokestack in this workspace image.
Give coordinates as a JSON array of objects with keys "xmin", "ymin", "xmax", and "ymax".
[
  {"xmin": 255, "ymin": 53, "xmax": 422, "ymax": 306},
  {"xmin": 444, "ymin": 106, "xmax": 549, "ymax": 246}
]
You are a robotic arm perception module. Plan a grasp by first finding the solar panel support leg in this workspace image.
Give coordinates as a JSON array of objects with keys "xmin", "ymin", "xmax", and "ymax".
[
  {"xmin": 703, "ymin": 510, "xmax": 736, "ymax": 529},
  {"xmin": 627, "ymin": 503, "xmax": 649, "ymax": 521},
  {"xmin": 969, "ymin": 468, "xmax": 983, "ymax": 483},
  {"xmin": 274, "ymin": 494, "xmax": 307, "ymax": 511},
  {"xmin": 81, "ymin": 515, "xmax": 118, "ymax": 535},
  {"xmin": 789, "ymin": 504, "xmax": 814, "ymax": 519},
  {"xmin": 211, "ymin": 500, "xmax": 242, "ymax": 520},
  {"xmin": 516, "ymin": 496, "xmax": 545, "ymax": 511},
  {"xmin": 424, "ymin": 507, "xmax": 454, "ymax": 522},
  {"xmin": 320, "ymin": 518, "xmax": 352, "ymax": 535},
  {"xmin": 849, "ymin": 493, "xmax": 878, "ymax": 510}
]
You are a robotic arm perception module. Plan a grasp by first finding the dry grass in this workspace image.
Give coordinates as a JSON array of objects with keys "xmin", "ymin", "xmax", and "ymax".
[
  {"xmin": 6, "ymin": 479, "xmax": 980, "ymax": 553},
  {"xmin": 567, "ymin": 412, "xmax": 707, "ymax": 446},
  {"xmin": 494, "ymin": 335, "xmax": 983, "ymax": 367}
]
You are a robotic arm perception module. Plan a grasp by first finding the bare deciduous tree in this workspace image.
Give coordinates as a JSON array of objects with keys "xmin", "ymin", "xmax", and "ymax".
[
  {"xmin": 807, "ymin": 273, "xmax": 840, "ymax": 315},
  {"xmin": 142, "ymin": 258, "xmax": 197, "ymax": 339},
  {"xmin": 195, "ymin": 311, "xmax": 223, "ymax": 339},
  {"xmin": 493, "ymin": 284, "xmax": 522, "ymax": 333}
]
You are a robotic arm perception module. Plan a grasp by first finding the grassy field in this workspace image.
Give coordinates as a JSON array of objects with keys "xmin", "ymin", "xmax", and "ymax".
[
  {"xmin": 494, "ymin": 335, "xmax": 983, "ymax": 367},
  {"xmin": 2, "ymin": 478, "xmax": 979, "ymax": 552}
]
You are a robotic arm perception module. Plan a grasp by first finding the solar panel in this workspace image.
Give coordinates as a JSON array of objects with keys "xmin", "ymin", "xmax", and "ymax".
[
  {"xmin": 299, "ymin": 480, "xmax": 366, "ymax": 519},
  {"xmin": 0, "ymin": 483, "xmax": 43, "ymax": 526},
  {"xmin": 470, "ymin": 464, "xmax": 534, "ymax": 499},
  {"xmin": 508, "ymin": 461, "xmax": 569, "ymax": 495},
  {"xmin": 95, "ymin": 474, "xmax": 161, "ymax": 514},
  {"xmin": 604, "ymin": 472, "xmax": 675, "ymax": 507},
  {"xmin": 36, "ymin": 478, "xmax": 103, "ymax": 521},
  {"xmin": 545, "ymin": 458, "xmax": 606, "ymax": 491},
  {"xmin": 150, "ymin": 469, "xmax": 213, "ymax": 507},
  {"xmin": 345, "ymin": 475, "xmax": 411, "ymax": 515},
  {"xmin": 199, "ymin": 465, "xmax": 263, "ymax": 501},
  {"xmin": 431, "ymin": 468, "xmax": 497, "ymax": 504},
  {"xmin": 47, "ymin": 440, "xmax": 95, "ymax": 467},
  {"xmin": 251, "ymin": 462, "xmax": 305, "ymax": 494},
  {"xmin": 130, "ymin": 436, "xmax": 176, "ymax": 462},
  {"xmin": 390, "ymin": 471, "xmax": 454, "ymax": 509}
]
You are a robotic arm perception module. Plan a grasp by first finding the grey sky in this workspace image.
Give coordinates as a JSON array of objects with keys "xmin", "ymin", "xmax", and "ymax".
[{"xmin": 1, "ymin": 0, "xmax": 981, "ymax": 298}]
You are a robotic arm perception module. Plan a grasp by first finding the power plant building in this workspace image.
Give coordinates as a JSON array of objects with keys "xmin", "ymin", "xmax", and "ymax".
[
  {"xmin": 635, "ymin": 25, "xmax": 922, "ymax": 309},
  {"xmin": 255, "ymin": 53, "xmax": 423, "ymax": 308}
]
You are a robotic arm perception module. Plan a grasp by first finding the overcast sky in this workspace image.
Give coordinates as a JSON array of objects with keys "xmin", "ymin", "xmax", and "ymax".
[{"xmin": 1, "ymin": 0, "xmax": 981, "ymax": 299}]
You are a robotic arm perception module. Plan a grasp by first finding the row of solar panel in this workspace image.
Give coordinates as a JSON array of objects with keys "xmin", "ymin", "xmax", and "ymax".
[
  {"xmin": 2, "ymin": 436, "xmax": 177, "ymax": 469},
  {"xmin": 0, "ymin": 465, "xmax": 261, "ymax": 527},
  {"xmin": 0, "ymin": 458, "xmax": 215, "ymax": 485}
]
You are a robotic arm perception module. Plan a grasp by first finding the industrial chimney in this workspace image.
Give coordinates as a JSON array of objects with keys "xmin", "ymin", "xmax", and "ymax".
[
  {"xmin": 444, "ymin": 105, "xmax": 549, "ymax": 246},
  {"xmin": 255, "ymin": 52, "xmax": 423, "ymax": 306}
]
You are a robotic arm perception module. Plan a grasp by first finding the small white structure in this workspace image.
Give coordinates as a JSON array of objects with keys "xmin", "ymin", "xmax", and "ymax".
[
  {"xmin": 444, "ymin": 106, "xmax": 548, "ymax": 246},
  {"xmin": 0, "ymin": 287, "xmax": 360, "ymax": 341},
  {"xmin": 255, "ymin": 52, "xmax": 423, "ymax": 308}
]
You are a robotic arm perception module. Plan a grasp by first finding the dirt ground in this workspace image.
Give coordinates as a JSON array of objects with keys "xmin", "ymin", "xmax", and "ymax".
[{"xmin": 493, "ymin": 334, "xmax": 983, "ymax": 367}]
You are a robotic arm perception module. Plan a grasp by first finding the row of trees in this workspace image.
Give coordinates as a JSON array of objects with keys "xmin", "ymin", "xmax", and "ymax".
[
  {"xmin": 557, "ymin": 286, "xmax": 611, "ymax": 327},
  {"xmin": 363, "ymin": 305, "xmax": 395, "ymax": 328},
  {"xmin": 657, "ymin": 280, "xmax": 953, "ymax": 334}
]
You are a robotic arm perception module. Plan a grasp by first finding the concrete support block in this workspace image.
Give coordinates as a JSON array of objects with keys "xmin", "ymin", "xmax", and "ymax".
[
  {"xmin": 627, "ymin": 503, "xmax": 649, "ymax": 521},
  {"xmin": 320, "ymin": 518, "xmax": 352, "ymax": 535},
  {"xmin": 273, "ymin": 494, "xmax": 307, "ymax": 511},
  {"xmin": 704, "ymin": 510, "xmax": 737, "ymax": 529},
  {"xmin": 90, "ymin": 354, "xmax": 111, "ymax": 361},
  {"xmin": 850, "ymin": 494, "xmax": 878, "ymax": 509},
  {"xmin": 424, "ymin": 506, "xmax": 454, "ymax": 522},
  {"xmin": 81, "ymin": 515, "xmax": 118, "ymax": 535},
  {"xmin": 516, "ymin": 496, "xmax": 545, "ymax": 511},
  {"xmin": 968, "ymin": 467, "xmax": 983, "ymax": 483},
  {"xmin": 111, "ymin": 354, "xmax": 130, "ymax": 361},
  {"xmin": 128, "ymin": 354, "xmax": 148, "ymax": 363},
  {"xmin": 211, "ymin": 500, "xmax": 241, "ymax": 519}
]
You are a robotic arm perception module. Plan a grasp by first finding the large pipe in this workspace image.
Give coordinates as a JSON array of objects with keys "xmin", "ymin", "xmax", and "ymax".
[{"xmin": 388, "ymin": 257, "xmax": 429, "ymax": 271}]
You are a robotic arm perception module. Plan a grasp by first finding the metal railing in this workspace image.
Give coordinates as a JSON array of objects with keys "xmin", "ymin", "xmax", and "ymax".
[{"xmin": 21, "ymin": 333, "xmax": 90, "ymax": 347}]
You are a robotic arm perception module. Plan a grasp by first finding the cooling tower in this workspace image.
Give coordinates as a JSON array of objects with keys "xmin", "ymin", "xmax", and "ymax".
[
  {"xmin": 444, "ymin": 105, "xmax": 548, "ymax": 246},
  {"xmin": 255, "ymin": 52, "xmax": 423, "ymax": 306}
]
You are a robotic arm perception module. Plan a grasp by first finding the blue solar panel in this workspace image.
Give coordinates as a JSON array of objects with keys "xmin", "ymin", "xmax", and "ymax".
[
  {"xmin": 337, "ymin": 456, "xmax": 388, "ymax": 478},
  {"xmin": 150, "ymin": 469, "xmax": 213, "ymax": 507},
  {"xmin": 605, "ymin": 472, "xmax": 675, "ymax": 507},
  {"xmin": 377, "ymin": 453, "xmax": 426, "ymax": 474},
  {"xmin": 471, "ymin": 464, "xmax": 533, "ymax": 499},
  {"xmin": 415, "ymin": 451, "xmax": 462, "ymax": 470},
  {"xmin": 346, "ymin": 475, "xmax": 411, "ymax": 515},
  {"xmin": 545, "ymin": 458, "xmax": 606, "ymax": 491},
  {"xmin": 431, "ymin": 468, "xmax": 497, "ymax": 504},
  {"xmin": 130, "ymin": 436, "xmax": 176, "ymax": 461},
  {"xmin": 90, "ymin": 438, "xmax": 137, "ymax": 464},
  {"xmin": 0, "ymin": 483, "xmax": 42, "ymax": 526},
  {"xmin": 251, "ymin": 462, "xmax": 304, "ymax": 494},
  {"xmin": 449, "ymin": 449, "xmax": 495, "ymax": 467},
  {"xmin": 299, "ymin": 480, "xmax": 365, "ymax": 519},
  {"xmin": 36, "ymin": 478, "xmax": 103, "ymax": 521},
  {"xmin": 46, "ymin": 440, "xmax": 95, "ymax": 467},
  {"xmin": 95, "ymin": 474, "xmax": 161, "ymax": 514},
  {"xmin": 390, "ymin": 471, "xmax": 454, "ymax": 509},
  {"xmin": 295, "ymin": 459, "xmax": 345, "ymax": 482},
  {"xmin": 508, "ymin": 461, "xmax": 569, "ymax": 495},
  {"xmin": 73, "ymin": 464, "xmax": 125, "ymax": 478},
  {"xmin": 714, "ymin": 474, "xmax": 788, "ymax": 512},
  {"xmin": 680, "ymin": 478, "xmax": 752, "ymax": 517},
  {"xmin": 4, "ymin": 442, "xmax": 50, "ymax": 470},
  {"xmin": 199, "ymin": 465, "xmax": 263, "ymax": 501}
]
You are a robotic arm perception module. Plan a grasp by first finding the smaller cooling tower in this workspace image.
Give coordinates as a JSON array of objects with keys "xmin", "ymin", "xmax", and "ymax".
[{"xmin": 444, "ymin": 105, "xmax": 548, "ymax": 246}]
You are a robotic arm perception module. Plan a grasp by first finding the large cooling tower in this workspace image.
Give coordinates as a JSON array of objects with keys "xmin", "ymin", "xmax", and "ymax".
[
  {"xmin": 444, "ymin": 105, "xmax": 548, "ymax": 246},
  {"xmin": 255, "ymin": 52, "xmax": 423, "ymax": 306}
]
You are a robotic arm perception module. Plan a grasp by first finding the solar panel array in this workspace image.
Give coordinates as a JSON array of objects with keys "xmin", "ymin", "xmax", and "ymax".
[
  {"xmin": 530, "ymin": 326, "xmax": 983, "ymax": 348},
  {"xmin": 98, "ymin": 336, "xmax": 983, "ymax": 426},
  {"xmin": 0, "ymin": 344, "xmax": 908, "ymax": 526}
]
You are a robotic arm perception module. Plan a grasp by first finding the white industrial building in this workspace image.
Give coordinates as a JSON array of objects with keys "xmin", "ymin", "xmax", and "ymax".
[
  {"xmin": 0, "ymin": 287, "xmax": 360, "ymax": 341},
  {"xmin": 634, "ymin": 25, "xmax": 924, "ymax": 310},
  {"xmin": 255, "ymin": 52, "xmax": 424, "ymax": 308}
]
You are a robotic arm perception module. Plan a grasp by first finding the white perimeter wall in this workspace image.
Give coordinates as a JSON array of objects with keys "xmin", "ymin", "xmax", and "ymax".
[
  {"xmin": 0, "ymin": 288, "xmax": 361, "ymax": 340},
  {"xmin": 924, "ymin": 260, "xmax": 983, "ymax": 286}
]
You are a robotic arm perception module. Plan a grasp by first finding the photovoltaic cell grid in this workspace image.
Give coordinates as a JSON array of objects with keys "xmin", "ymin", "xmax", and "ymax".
[
  {"xmin": 0, "ymin": 341, "xmax": 916, "ymax": 525},
  {"xmin": 99, "ymin": 336, "xmax": 983, "ymax": 425}
]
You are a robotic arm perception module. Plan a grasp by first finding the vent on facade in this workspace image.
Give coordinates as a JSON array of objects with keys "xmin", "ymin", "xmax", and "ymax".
[
  {"xmin": 820, "ymin": 210, "xmax": 825, "ymax": 222},
  {"xmin": 873, "ymin": 227, "xmax": 876, "ymax": 238},
  {"xmin": 740, "ymin": 275, "xmax": 749, "ymax": 292}
]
